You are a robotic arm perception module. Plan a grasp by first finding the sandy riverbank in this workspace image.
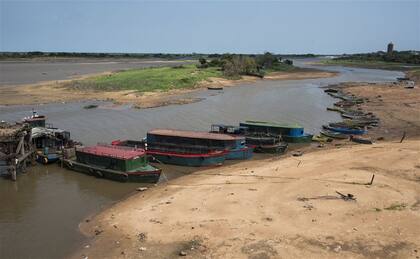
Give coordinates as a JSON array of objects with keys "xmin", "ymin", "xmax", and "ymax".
[
  {"xmin": 0, "ymin": 70, "xmax": 336, "ymax": 108},
  {"xmin": 73, "ymin": 140, "xmax": 420, "ymax": 259},
  {"xmin": 71, "ymin": 80, "xmax": 420, "ymax": 258},
  {"xmin": 340, "ymin": 81, "xmax": 420, "ymax": 141}
]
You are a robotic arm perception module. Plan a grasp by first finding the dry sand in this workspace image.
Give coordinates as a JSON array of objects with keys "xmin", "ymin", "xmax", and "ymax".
[
  {"xmin": 71, "ymin": 80, "xmax": 420, "ymax": 258},
  {"xmin": 0, "ymin": 70, "xmax": 337, "ymax": 108}
]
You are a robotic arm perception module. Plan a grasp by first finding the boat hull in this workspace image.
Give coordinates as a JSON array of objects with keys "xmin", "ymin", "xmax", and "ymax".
[
  {"xmin": 324, "ymin": 126, "xmax": 366, "ymax": 135},
  {"xmin": 283, "ymin": 134, "xmax": 313, "ymax": 143},
  {"xmin": 226, "ymin": 147, "xmax": 254, "ymax": 160},
  {"xmin": 36, "ymin": 153, "xmax": 60, "ymax": 164},
  {"xmin": 254, "ymin": 143, "xmax": 288, "ymax": 154},
  {"xmin": 62, "ymin": 159, "xmax": 161, "ymax": 183},
  {"xmin": 147, "ymin": 150, "xmax": 226, "ymax": 167},
  {"xmin": 320, "ymin": 130, "xmax": 349, "ymax": 139}
]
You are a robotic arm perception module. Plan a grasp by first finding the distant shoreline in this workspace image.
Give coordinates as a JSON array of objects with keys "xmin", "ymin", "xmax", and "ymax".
[{"xmin": 314, "ymin": 59, "xmax": 420, "ymax": 71}]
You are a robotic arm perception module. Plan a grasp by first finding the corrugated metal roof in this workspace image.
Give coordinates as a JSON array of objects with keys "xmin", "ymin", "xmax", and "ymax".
[
  {"xmin": 148, "ymin": 129, "xmax": 242, "ymax": 141},
  {"xmin": 79, "ymin": 144, "xmax": 145, "ymax": 160}
]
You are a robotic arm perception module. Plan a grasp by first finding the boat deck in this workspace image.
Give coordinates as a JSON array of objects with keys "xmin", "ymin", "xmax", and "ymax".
[{"xmin": 79, "ymin": 144, "xmax": 145, "ymax": 160}]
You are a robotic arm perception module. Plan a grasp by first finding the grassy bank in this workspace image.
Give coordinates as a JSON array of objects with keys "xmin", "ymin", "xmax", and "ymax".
[
  {"xmin": 318, "ymin": 59, "xmax": 420, "ymax": 71},
  {"xmin": 67, "ymin": 65, "xmax": 223, "ymax": 92},
  {"xmin": 65, "ymin": 63, "xmax": 307, "ymax": 93}
]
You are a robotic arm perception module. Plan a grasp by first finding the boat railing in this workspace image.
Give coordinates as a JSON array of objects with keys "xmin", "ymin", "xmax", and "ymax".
[{"xmin": 97, "ymin": 142, "xmax": 142, "ymax": 151}]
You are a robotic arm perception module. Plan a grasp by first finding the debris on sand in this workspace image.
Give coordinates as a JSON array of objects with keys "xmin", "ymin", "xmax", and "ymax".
[
  {"xmin": 138, "ymin": 232, "xmax": 147, "ymax": 242},
  {"xmin": 136, "ymin": 187, "xmax": 148, "ymax": 192},
  {"xmin": 336, "ymin": 191, "xmax": 356, "ymax": 201},
  {"xmin": 292, "ymin": 151, "xmax": 303, "ymax": 157}
]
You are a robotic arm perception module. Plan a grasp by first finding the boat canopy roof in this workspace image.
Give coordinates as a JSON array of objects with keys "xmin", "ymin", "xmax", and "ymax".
[
  {"xmin": 148, "ymin": 129, "xmax": 242, "ymax": 141},
  {"xmin": 242, "ymin": 120, "xmax": 303, "ymax": 129},
  {"xmin": 79, "ymin": 144, "xmax": 145, "ymax": 160},
  {"xmin": 31, "ymin": 127, "xmax": 68, "ymax": 138}
]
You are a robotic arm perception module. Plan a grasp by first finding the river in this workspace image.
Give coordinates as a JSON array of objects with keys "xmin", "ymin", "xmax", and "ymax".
[{"xmin": 0, "ymin": 59, "xmax": 403, "ymax": 258}]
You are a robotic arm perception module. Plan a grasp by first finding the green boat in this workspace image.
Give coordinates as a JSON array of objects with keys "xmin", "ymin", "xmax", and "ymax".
[
  {"xmin": 240, "ymin": 120, "xmax": 313, "ymax": 143},
  {"xmin": 282, "ymin": 134, "xmax": 313, "ymax": 143},
  {"xmin": 63, "ymin": 144, "xmax": 161, "ymax": 183}
]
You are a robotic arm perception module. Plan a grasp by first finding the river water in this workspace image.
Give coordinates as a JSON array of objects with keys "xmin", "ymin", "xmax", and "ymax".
[{"xmin": 0, "ymin": 59, "xmax": 403, "ymax": 258}]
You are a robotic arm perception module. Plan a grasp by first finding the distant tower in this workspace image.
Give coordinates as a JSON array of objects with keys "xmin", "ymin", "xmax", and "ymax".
[{"xmin": 387, "ymin": 42, "xmax": 394, "ymax": 55}]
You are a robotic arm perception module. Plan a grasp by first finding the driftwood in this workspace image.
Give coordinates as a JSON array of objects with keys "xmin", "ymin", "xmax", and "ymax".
[{"xmin": 336, "ymin": 191, "xmax": 356, "ymax": 201}]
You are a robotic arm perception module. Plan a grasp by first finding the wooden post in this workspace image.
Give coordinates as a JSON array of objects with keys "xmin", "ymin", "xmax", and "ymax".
[
  {"xmin": 400, "ymin": 132, "xmax": 406, "ymax": 143},
  {"xmin": 369, "ymin": 174, "xmax": 375, "ymax": 185},
  {"xmin": 11, "ymin": 163, "xmax": 16, "ymax": 181},
  {"xmin": 21, "ymin": 138, "xmax": 26, "ymax": 173}
]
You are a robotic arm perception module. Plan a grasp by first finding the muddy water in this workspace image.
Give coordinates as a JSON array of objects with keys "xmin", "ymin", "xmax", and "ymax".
[{"xmin": 0, "ymin": 60, "xmax": 403, "ymax": 258}]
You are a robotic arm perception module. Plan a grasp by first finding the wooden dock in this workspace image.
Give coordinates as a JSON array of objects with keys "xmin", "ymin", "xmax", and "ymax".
[{"xmin": 0, "ymin": 122, "xmax": 35, "ymax": 181}]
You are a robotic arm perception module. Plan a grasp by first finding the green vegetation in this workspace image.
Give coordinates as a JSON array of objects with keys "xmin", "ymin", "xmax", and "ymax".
[
  {"xmin": 319, "ymin": 50, "xmax": 420, "ymax": 71},
  {"xmin": 198, "ymin": 52, "xmax": 295, "ymax": 78},
  {"xmin": 68, "ymin": 65, "xmax": 222, "ymax": 91},
  {"xmin": 319, "ymin": 59, "xmax": 420, "ymax": 71},
  {"xmin": 64, "ymin": 52, "xmax": 299, "ymax": 92}
]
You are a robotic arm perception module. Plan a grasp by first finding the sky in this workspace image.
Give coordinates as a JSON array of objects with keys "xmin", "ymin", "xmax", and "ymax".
[{"xmin": 0, "ymin": 0, "xmax": 419, "ymax": 54}]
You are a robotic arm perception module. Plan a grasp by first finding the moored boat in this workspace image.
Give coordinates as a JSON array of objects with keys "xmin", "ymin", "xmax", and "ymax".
[
  {"xmin": 146, "ymin": 129, "xmax": 253, "ymax": 165},
  {"xmin": 31, "ymin": 123, "xmax": 76, "ymax": 165},
  {"xmin": 245, "ymin": 133, "xmax": 288, "ymax": 154},
  {"xmin": 282, "ymin": 133, "xmax": 313, "ymax": 143},
  {"xmin": 320, "ymin": 130, "xmax": 349, "ymax": 139},
  {"xmin": 323, "ymin": 125, "xmax": 366, "ymax": 135},
  {"xmin": 148, "ymin": 149, "xmax": 227, "ymax": 166},
  {"xmin": 63, "ymin": 144, "xmax": 161, "ymax": 183},
  {"xmin": 312, "ymin": 135, "xmax": 333, "ymax": 142},
  {"xmin": 240, "ymin": 120, "xmax": 313, "ymax": 144},
  {"xmin": 35, "ymin": 149, "xmax": 60, "ymax": 164},
  {"xmin": 207, "ymin": 86, "xmax": 224, "ymax": 90},
  {"xmin": 253, "ymin": 142, "xmax": 288, "ymax": 154},
  {"xmin": 324, "ymin": 88, "xmax": 339, "ymax": 93},
  {"xmin": 350, "ymin": 135, "xmax": 373, "ymax": 144},
  {"xmin": 22, "ymin": 111, "xmax": 47, "ymax": 128}
]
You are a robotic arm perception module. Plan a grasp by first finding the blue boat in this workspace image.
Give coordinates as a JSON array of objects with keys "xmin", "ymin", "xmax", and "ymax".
[
  {"xmin": 225, "ymin": 139, "xmax": 254, "ymax": 160},
  {"xmin": 210, "ymin": 125, "xmax": 253, "ymax": 159},
  {"xmin": 323, "ymin": 125, "xmax": 366, "ymax": 135},
  {"xmin": 36, "ymin": 148, "xmax": 60, "ymax": 164},
  {"xmin": 31, "ymin": 127, "xmax": 75, "ymax": 164}
]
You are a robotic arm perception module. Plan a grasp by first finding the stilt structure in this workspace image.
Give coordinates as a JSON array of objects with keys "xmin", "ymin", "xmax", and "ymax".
[{"xmin": 0, "ymin": 122, "xmax": 35, "ymax": 181}]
